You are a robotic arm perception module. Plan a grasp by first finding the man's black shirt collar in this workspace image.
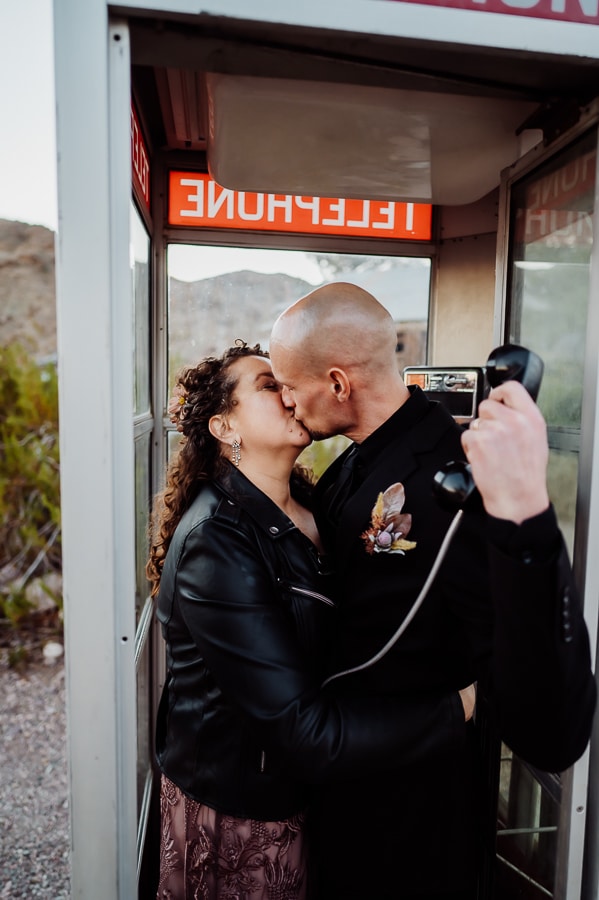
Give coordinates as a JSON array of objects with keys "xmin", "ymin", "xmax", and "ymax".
[{"xmin": 352, "ymin": 385, "xmax": 430, "ymax": 468}]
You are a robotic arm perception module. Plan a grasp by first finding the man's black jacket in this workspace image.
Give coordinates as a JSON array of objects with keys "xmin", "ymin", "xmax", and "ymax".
[{"xmin": 310, "ymin": 387, "xmax": 595, "ymax": 897}]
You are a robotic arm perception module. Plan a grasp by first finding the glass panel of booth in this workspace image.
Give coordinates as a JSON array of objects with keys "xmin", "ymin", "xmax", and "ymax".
[
  {"xmin": 131, "ymin": 204, "xmax": 151, "ymax": 417},
  {"xmin": 501, "ymin": 126, "xmax": 597, "ymax": 898},
  {"xmin": 134, "ymin": 433, "xmax": 152, "ymax": 616},
  {"xmin": 166, "ymin": 244, "xmax": 431, "ymax": 471},
  {"xmin": 496, "ymin": 743, "xmax": 560, "ymax": 898},
  {"xmin": 137, "ymin": 632, "xmax": 152, "ymax": 817},
  {"xmin": 131, "ymin": 201, "xmax": 153, "ymax": 620},
  {"xmin": 130, "ymin": 199, "xmax": 154, "ymax": 840},
  {"xmin": 508, "ymin": 127, "xmax": 596, "ymax": 552}
]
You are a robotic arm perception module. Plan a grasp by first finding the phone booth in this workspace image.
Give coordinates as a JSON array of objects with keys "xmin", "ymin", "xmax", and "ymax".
[{"xmin": 52, "ymin": 1, "xmax": 599, "ymax": 897}]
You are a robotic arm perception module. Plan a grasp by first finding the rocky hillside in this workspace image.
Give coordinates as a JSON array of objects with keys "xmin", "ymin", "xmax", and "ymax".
[
  {"xmin": 0, "ymin": 220, "xmax": 313, "ymax": 362},
  {"xmin": 0, "ymin": 219, "xmax": 56, "ymax": 360},
  {"xmin": 0, "ymin": 219, "xmax": 429, "ymax": 370},
  {"xmin": 169, "ymin": 269, "xmax": 312, "ymax": 366}
]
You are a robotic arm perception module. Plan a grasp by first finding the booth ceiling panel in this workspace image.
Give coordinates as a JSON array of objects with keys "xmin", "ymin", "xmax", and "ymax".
[
  {"xmin": 205, "ymin": 73, "xmax": 539, "ymax": 205},
  {"xmin": 130, "ymin": 16, "xmax": 599, "ymax": 205}
]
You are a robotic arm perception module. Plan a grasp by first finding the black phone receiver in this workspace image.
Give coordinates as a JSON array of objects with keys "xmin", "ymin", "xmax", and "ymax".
[
  {"xmin": 432, "ymin": 344, "xmax": 544, "ymax": 511},
  {"xmin": 485, "ymin": 343, "xmax": 543, "ymax": 402}
]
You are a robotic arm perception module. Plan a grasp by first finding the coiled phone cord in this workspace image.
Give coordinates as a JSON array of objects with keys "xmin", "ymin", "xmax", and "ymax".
[{"xmin": 321, "ymin": 508, "xmax": 464, "ymax": 688}]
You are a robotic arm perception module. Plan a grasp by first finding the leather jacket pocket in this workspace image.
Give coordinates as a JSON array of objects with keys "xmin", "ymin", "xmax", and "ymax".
[{"xmin": 277, "ymin": 580, "xmax": 336, "ymax": 668}]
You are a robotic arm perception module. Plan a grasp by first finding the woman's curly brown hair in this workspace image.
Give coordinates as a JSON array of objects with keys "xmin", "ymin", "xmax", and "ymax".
[{"xmin": 146, "ymin": 341, "xmax": 268, "ymax": 596}]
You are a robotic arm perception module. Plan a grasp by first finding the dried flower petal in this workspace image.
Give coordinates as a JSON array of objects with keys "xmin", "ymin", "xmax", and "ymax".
[{"xmin": 167, "ymin": 383, "xmax": 188, "ymax": 431}]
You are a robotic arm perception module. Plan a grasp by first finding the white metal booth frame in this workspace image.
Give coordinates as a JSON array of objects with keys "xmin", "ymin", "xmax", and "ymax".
[{"xmin": 52, "ymin": 1, "xmax": 599, "ymax": 897}]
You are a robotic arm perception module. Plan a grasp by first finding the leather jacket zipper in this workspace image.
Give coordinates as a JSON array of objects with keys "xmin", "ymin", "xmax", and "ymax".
[{"xmin": 281, "ymin": 582, "xmax": 336, "ymax": 608}]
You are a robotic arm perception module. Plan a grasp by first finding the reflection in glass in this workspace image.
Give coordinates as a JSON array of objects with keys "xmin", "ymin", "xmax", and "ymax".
[
  {"xmin": 496, "ymin": 744, "xmax": 560, "ymax": 899},
  {"xmin": 508, "ymin": 130, "xmax": 595, "ymax": 432},
  {"xmin": 131, "ymin": 203, "xmax": 151, "ymax": 416},
  {"xmin": 135, "ymin": 433, "xmax": 151, "ymax": 616},
  {"xmin": 137, "ymin": 635, "xmax": 151, "ymax": 818},
  {"xmin": 547, "ymin": 449, "xmax": 578, "ymax": 558},
  {"xmin": 503, "ymin": 128, "xmax": 597, "ymax": 900}
]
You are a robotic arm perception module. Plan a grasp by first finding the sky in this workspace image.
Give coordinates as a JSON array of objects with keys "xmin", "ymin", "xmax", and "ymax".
[
  {"xmin": 0, "ymin": 1, "xmax": 416, "ymax": 288},
  {"xmin": 0, "ymin": 0, "xmax": 325, "ymax": 283},
  {"xmin": 0, "ymin": 0, "xmax": 57, "ymax": 231}
]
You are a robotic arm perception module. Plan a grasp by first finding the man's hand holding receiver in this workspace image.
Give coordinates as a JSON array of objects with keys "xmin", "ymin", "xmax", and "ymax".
[{"xmin": 461, "ymin": 380, "xmax": 550, "ymax": 525}]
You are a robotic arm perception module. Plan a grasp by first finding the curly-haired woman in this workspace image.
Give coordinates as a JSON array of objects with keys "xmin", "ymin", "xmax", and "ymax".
[{"xmin": 148, "ymin": 342, "xmax": 473, "ymax": 900}]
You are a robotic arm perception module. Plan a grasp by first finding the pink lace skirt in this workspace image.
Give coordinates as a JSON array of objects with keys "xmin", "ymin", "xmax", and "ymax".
[{"xmin": 157, "ymin": 774, "xmax": 309, "ymax": 900}]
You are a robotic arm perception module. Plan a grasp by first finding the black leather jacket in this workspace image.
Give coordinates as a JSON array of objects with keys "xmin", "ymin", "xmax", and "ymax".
[{"xmin": 156, "ymin": 464, "xmax": 464, "ymax": 820}]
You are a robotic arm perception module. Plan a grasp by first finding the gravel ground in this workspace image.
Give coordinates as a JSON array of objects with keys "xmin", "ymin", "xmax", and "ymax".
[{"xmin": 0, "ymin": 636, "xmax": 70, "ymax": 899}]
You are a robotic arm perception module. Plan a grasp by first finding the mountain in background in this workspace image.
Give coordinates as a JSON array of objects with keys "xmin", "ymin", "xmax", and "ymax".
[
  {"xmin": 0, "ymin": 219, "xmax": 56, "ymax": 361},
  {"xmin": 0, "ymin": 220, "xmax": 314, "ymax": 362},
  {"xmin": 169, "ymin": 263, "xmax": 427, "ymax": 373},
  {"xmin": 168, "ymin": 269, "xmax": 313, "ymax": 365},
  {"xmin": 0, "ymin": 219, "xmax": 428, "ymax": 372}
]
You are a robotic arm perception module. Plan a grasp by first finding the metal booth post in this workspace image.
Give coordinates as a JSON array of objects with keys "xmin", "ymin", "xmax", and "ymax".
[{"xmin": 53, "ymin": 2, "xmax": 137, "ymax": 896}]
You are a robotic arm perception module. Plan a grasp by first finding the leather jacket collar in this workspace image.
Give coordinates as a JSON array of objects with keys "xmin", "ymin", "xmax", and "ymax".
[{"xmin": 215, "ymin": 463, "xmax": 304, "ymax": 543}]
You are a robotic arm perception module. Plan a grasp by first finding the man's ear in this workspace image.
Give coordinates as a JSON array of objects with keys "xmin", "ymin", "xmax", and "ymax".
[
  {"xmin": 329, "ymin": 368, "xmax": 351, "ymax": 401},
  {"xmin": 209, "ymin": 414, "xmax": 233, "ymax": 443}
]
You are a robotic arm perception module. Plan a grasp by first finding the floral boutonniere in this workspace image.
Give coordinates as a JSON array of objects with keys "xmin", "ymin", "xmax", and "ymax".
[{"xmin": 361, "ymin": 483, "xmax": 417, "ymax": 555}]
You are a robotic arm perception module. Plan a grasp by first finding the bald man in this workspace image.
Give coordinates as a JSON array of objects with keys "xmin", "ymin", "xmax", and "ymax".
[{"xmin": 269, "ymin": 283, "xmax": 595, "ymax": 900}]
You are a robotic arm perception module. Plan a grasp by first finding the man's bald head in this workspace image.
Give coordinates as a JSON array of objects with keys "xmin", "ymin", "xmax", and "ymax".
[
  {"xmin": 271, "ymin": 282, "xmax": 398, "ymax": 377},
  {"xmin": 270, "ymin": 282, "xmax": 409, "ymax": 443}
]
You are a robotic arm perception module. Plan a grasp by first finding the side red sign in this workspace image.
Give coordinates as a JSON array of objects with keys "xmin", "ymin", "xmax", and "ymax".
[
  {"xmin": 384, "ymin": 0, "xmax": 598, "ymax": 25},
  {"xmin": 131, "ymin": 104, "xmax": 150, "ymax": 212}
]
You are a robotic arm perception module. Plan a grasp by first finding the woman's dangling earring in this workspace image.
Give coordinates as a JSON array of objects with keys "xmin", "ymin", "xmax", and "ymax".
[{"xmin": 231, "ymin": 439, "xmax": 241, "ymax": 466}]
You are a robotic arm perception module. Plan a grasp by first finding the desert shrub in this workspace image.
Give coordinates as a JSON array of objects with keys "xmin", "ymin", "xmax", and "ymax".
[
  {"xmin": 299, "ymin": 435, "xmax": 351, "ymax": 480},
  {"xmin": 0, "ymin": 343, "xmax": 61, "ymax": 623}
]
